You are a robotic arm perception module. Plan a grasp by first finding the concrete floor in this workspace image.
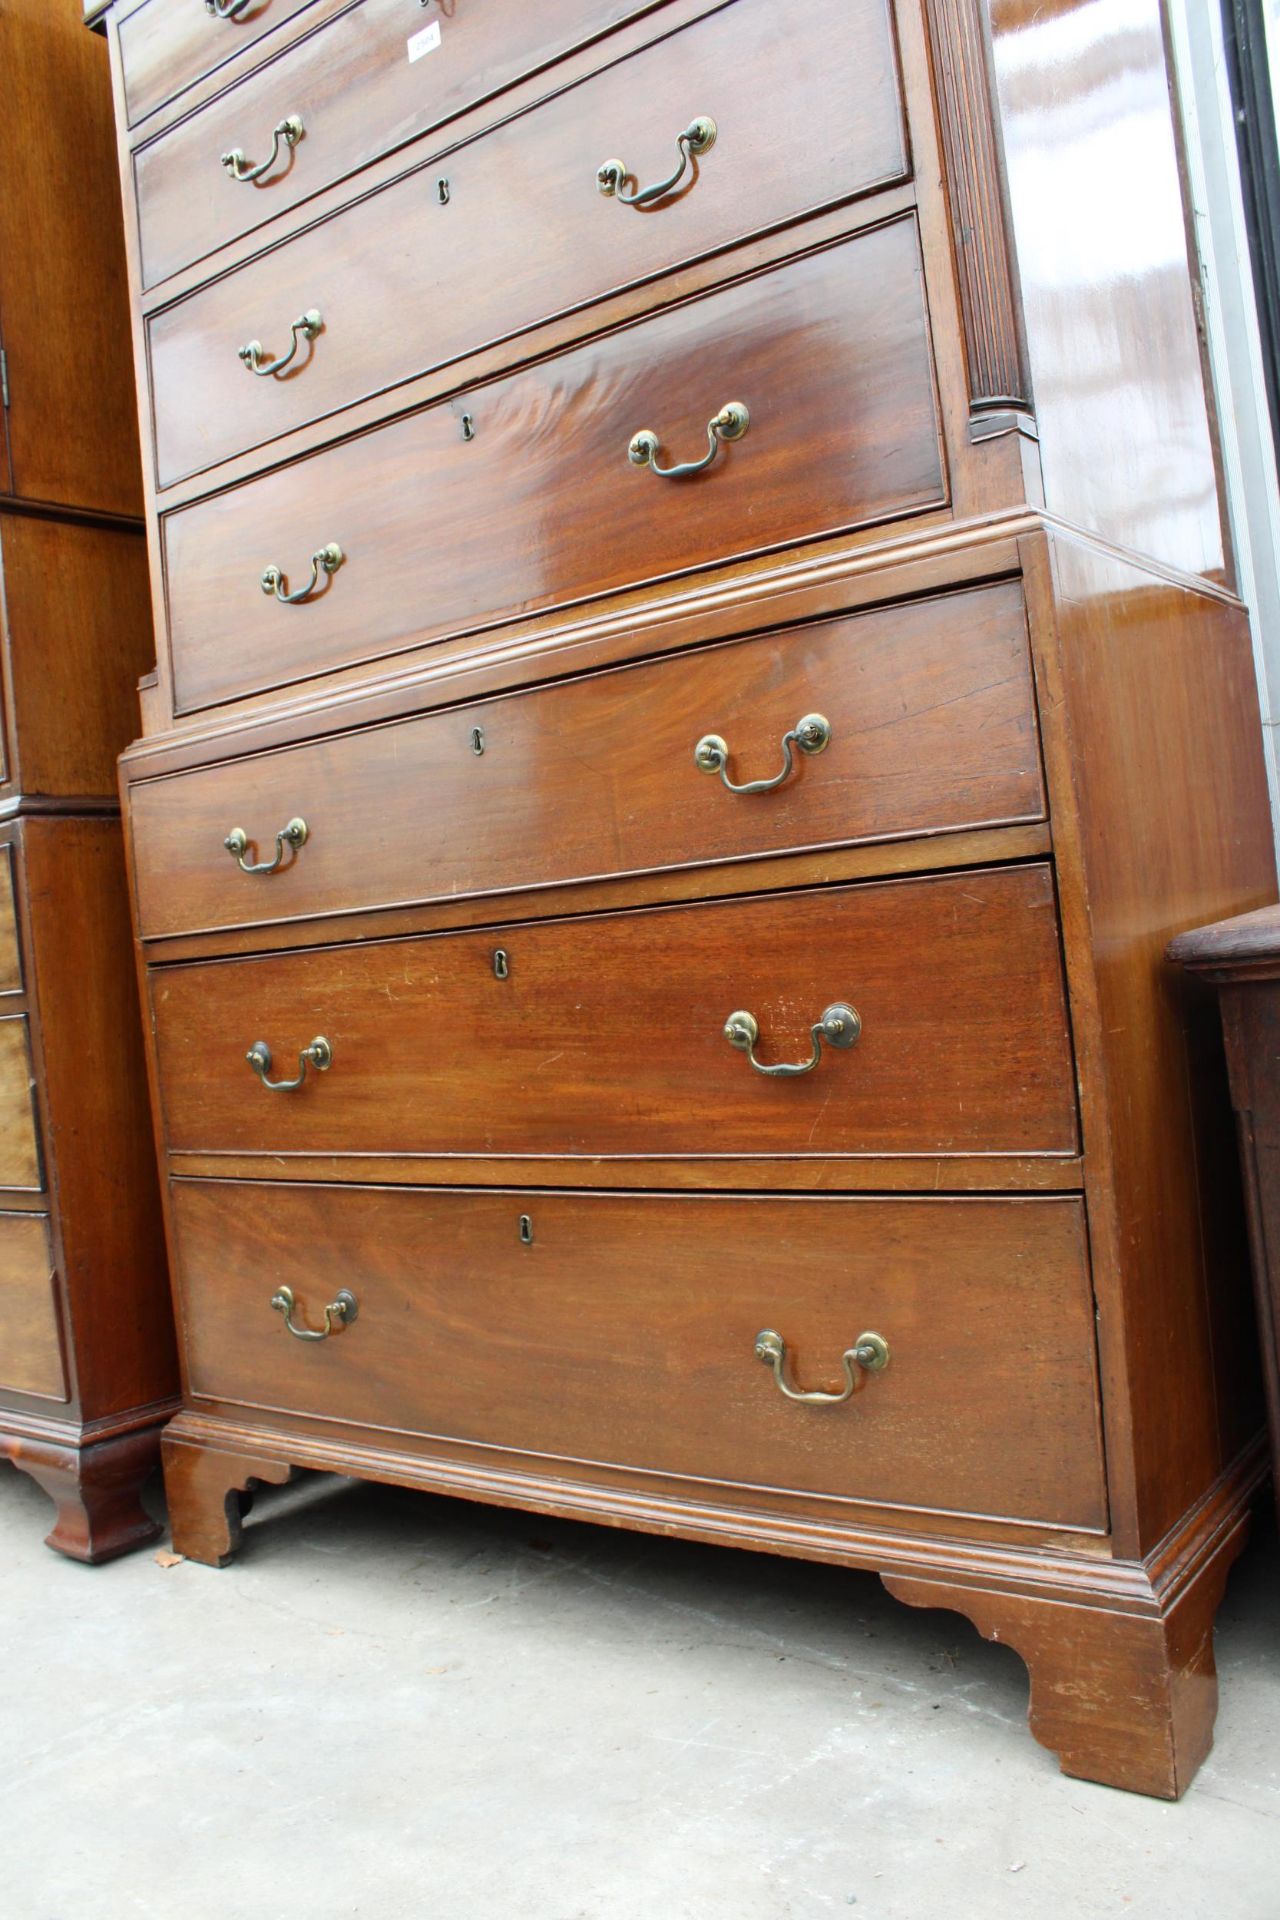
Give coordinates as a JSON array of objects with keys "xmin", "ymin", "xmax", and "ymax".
[{"xmin": 1, "ymin": 1469, "xmax": 1277, "ymax": 1920}]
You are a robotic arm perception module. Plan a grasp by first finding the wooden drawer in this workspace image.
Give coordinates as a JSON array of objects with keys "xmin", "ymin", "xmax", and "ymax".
[
  {"xmin": 151, "ymin": 864, "xmax": 1077, "ymax": 1159},
  {"xmin": 119, "ymin": 0, "xmax": 317, "ymax": 128},
  {"xmin": 0, "ymin": 1212, "xmax": 64, "ymax": 1400},
  {"xmin": 0, "ymin": 848, "xmax": 22, "ymax": 994},
  {"xmin": 0, "ymin": 1017, "xmax": 41, "ymax": 1191},
  {"xmin": 132, "ymin": 0, "xmax": 670, "ymax": 260},
  {"xmin": 171, "ymin": 1181, "xmax": 1107, "ymax": 1529},
  {"xmin": 146, "ymin": 0, "xmax": 906, "ymax": 476},
  {"xmin": 164, "ymin": 220, "xmax": 944, "ymax": 714},
  {"xmin": 132, "ymin": 581, "xmax": 1044, "ymax": 940}
]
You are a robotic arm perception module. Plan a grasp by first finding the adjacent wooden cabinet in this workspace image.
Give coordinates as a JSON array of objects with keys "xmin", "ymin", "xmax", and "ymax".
[
  {"xmin": 0, "ymin": 0, "xmax": 175, "ymax": 1559},
  {"xmin": 91, "ymin": 0, "xmax": 1276, "ymax": 1792}
]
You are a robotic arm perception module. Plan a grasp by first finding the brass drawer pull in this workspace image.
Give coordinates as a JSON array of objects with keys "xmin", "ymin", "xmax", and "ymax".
[
  {"xmin": 239, "ymin": 309, "xmax": 322, "ymax": 377},
  {"xmin": 206, "ymin": 0, "xmax": 252, "ymax": 17},
  {"xmin": 629, "ymin": 401, "xmax": 748, "ymax": 479},
  {"xmin": 597, "ymin": 115, "xmax": 716, "ymax": 207},
  {"xmin": 755, "ymin": 1328, "xmax": 890, "ymax": 1404},
  {"xmin": 222, "ymin": 113, "xmax": 304, "ymax": 185},
  {"xmin": 724, "ymin": 1002, "xmax": 860, "ymax": 1077},
  {"xmin": 261, "ymin": 542, "xmax": 343, "ymax": 603},
  {"xmin": 246, "ymin": 1036, "xmax": 331, "ymax": 1090},
  {"xmin": 224, "ymin": 817, "xmax": 308, "ymax": 874},
  {"xmin": 271, "ymin": 1283, "xmax": 357, "ymax": 1341},
  {"xmin": 696, "ymin": 713, "xmax": 831, "ymax": 794}
]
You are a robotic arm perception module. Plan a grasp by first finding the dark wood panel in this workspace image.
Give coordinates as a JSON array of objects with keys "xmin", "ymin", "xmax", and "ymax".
[
  {"xmin": 163, "ymin": 221, "xmax": 945, "ymax": 712},
  {"xmin": 119, "ymin": 0, "xmax": 317, "ymax": 126},
  {"xmin": 0, "ymin": 1212, "xmax": 64, "ymax": 1400},
  {"xmin": 130, "ymin": 580, "xmax": 1043, "ymax": 939},
  {"xmin": 1025, "ymin": 531, "xmax": 1276, "ymax": 1557},
  {"xmin": 147, "ymin": 0, "xmax": 905, "ymax": 477},
  {"xmin": 0, "ymin": 0, "xmax": 142, "ymax": 515},
  {"xmin": 0, "ymin": 514, "xmax": 154, "ymax": 802},
  {"xmin": 137, "ymin": 0, "xmax": 858, "ymax": 295},
  {"xmin": 150, "ymin": 864, "xmax": 1078, "ymax": 1158},
  {"xmin": 18, "ymin": 817, "xmax": 175, "ymax": 1420},
  {"xmin": 170, "ymin": 1181, "xmax": 1107, "ymax": 1528}
]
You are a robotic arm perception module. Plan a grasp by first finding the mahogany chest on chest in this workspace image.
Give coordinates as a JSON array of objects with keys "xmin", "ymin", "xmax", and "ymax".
[{"xmin": 89, "ymin": 0, "xmax": 1277, "ymax": 1793}]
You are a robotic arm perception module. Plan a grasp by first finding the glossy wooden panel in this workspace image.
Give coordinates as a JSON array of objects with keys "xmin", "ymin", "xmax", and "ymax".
[
  {"xmin": 0, "ymin": 0, "xmax": 142, "ymax": 514},
  {"xmin": 0, "ymin": 513, "xmax": 154, "ymax": 801},
  {"xmin": 135, "ymin": 0, "xmax": 831, "ymax": 292},
  {"xmin": 171, "ymin": 1181, "xmax": 1107, "ymax": 1527},
  {"xmin": 17, "ymin": 817, "xmax": 174, "ymax": 1418},
  {"xmin": 147, "ymin": 0, "xmax": 905, "ymax": 478},
  {"xmin": 119, "ymin": 0, "xmax": 316, "ymax": 126},
  {"xmin": 0, "ymin": 849, "xmax": 21, "ymax": 994},
  {"xmin": 150, "ymin": 864, "xmax": 1078, "ymax": 1159},
  {"xmin": 164, "ymin": 222, "xmax": 944, "ymax": 712},
  {"xmin": 0, "ymin": 1213, "xmax": 64, "ymax": 1400},
  {"xmin": 0, "ymin": 1017, "xmax": 41, "ymax": 1191},
  {"xmin": 1025, "ymin": 531, "xmax": 1276, "ymax": 1555},
  {"xmin": 130, "ymin": 580, "xmax": 1043, "ymax": 939},
  {"xmin": 988, "ymin": 0, "xmax": 1226, "ymax": 578}
]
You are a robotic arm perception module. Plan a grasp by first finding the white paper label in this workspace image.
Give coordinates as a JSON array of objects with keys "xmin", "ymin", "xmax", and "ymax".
[{"xmin": 407, "ymin": 19, "xmax": 441, "ymax": 61}]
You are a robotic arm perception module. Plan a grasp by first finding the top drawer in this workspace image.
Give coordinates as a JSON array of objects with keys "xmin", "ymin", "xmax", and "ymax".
[
  {"xmin": 132, "ymin": 0, "xmax": 692, "ymax": 283},
  {"xmin": 119, "ymin": 0, "xmax": 318, "ymax": 128}
]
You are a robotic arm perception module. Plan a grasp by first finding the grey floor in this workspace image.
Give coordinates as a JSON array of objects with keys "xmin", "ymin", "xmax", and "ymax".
[{"xmin": 1, "ymin": 1467, "xmax": 1277, "ymax": 1920}]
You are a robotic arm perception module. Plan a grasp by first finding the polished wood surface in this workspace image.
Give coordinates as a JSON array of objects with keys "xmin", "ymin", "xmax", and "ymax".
[
  {"xmin": 139, "ymin": 0, "xmax": 876, "ymax": 297},
  {"xmin": 130, "ymin": 580, "xmax": 1042, "ymax": 939},
  {"xmin": 0, "ymin": 1019, "xmax": 42, "ymax": 1191},
  {"xmin": 1, "ymin": 1426, "xmax": 163, "ymax": 1561},
  {"xmin": 118, "ymin": 0, "xmax": 317, "ymax": 126},
  {"xmin": 162, "ymin": 221, "xmax": 944, "ymax": 713},
  {"xmin": 19, "ymin": 817, "xmax": 174, "ymax": 1418},
  {"xmin": 172, "ymin": 1181, "xmax": 1106, "ymax": 1526},
  {"xmin": 0, "ymin": 1214, "xmax": 63, "ymax": 1400},
  {"xmin": 0, "ymin": 0, "xmax": 141, "ymax": 515},
  {"xmin": 988, "ymin": 0, "xmax": 1228, "ymax": 579},
  {"xmin": 1170, "ymin": 908, "xmax": 1280, "ymax": 1532},
  {"xmin": 0, "ymin": 512, "xmax": 154, "ymax": 801},
  {"xmin": 150, "ymin": 864, "xmax": 1077, "ymax": 1159},
  {"xmin": 147, "ymin": 0, "xmax": 904, "ymax": 482},
  {"xmin": 922, "ymin": 0, "xmax": 1027, "ymax": 415},
  {"xmin": 1025, "ymin": 533, "xmax": 1275, "ymax": 1555}
]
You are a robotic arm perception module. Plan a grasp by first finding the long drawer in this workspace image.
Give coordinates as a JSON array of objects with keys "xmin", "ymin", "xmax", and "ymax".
[
  {"xmin": 171, "ymin": 1181, "xmax": 1107, "ymax": 1529},
  {"xmin": 119, "ymin": 0, "xmax": 315, "ymax": 127},
  {"xmin": 147, "ymin": 0, "xmax": 906, "ymax": 478},
  {"xmin": 163, "ymin": 220, "xmax": 944, "ymax": 714},
  {"xmin": 0, "ymin": 1212, "xmax": 64, "ymax": 1401},
  {"xmin": 133, "ymin": 0, "xmax": 693, "ymax": 281},
  {"xmin": 150, "ymin": 865, "xmax": 1077, "ymax": 1159},
  {"xmin": 130, "ymin": 581, "xmax": 1045, "ymax": 941}
]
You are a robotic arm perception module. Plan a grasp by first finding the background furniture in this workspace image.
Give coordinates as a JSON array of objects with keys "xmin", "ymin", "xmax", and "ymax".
[
  {"xmin": 0, "ymin": 0, "xmax": 175, "ymax": 1561},
  {"xmin": 1171, "ymin": 907, "xmax": 1280, "ymax": 1535},
  {"xmin": 92, "ymin": 0, "xmax": 1275, "ymax": 1788}
]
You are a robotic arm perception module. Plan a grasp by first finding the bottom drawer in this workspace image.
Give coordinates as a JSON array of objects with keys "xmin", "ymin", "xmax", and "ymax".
[
  {"xmin": 0, "ymin": 1212, "xmax": 65, "ymax": 1400},
  {"xmin": 171, "ymin": 1183, "xmax": 1106, "ymax": 1530}
]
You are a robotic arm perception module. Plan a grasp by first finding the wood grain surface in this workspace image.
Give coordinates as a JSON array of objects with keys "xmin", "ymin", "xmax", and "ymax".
[
  {"xmin": 130, "ymin": 579, "xmax": 1043, "ymax": 939},
  {"xmin": 162, "ymin": 221, "xmax": 944, "ymax": 712}
]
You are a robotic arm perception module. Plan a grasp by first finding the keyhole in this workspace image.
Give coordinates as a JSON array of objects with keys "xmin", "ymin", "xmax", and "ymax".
[
  {"xmin": 493, "ymin": 949, "xmax": 509, "ymax": 980},
  {"xmin": 461, "ymin": 412, "xmax": 475, "ymax": 440},
  {"xmin": 437, "ymin": 177, "xmax": 450, "ymax": 205},
  {"xmin": 519, "ymin": 1214, "xmax": 534, "ymax": 1245},
  {"xmin": 470, "ymin": 724, "xmax": 485, "ymax": 754}
]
